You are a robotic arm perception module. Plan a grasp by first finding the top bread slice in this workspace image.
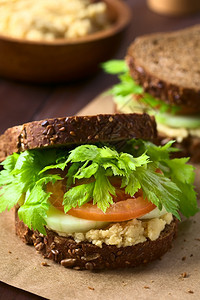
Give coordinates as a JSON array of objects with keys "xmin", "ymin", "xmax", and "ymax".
[
  {"xmin": 0, "ymin": 113, "xmax": 157, "ymax": 162},
  {"xmin": 126, "ymin": 25, "xmax": 200, "ymax": 109}
]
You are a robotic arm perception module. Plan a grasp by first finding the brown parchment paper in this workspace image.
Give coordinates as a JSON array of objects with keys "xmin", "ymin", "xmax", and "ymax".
[{"xmin": 0, "ymin": 94, "xmax": 200, "ymax": 300}]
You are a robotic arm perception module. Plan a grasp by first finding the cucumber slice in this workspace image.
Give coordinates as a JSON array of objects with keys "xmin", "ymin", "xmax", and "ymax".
[
  {"xmin": 139, "ymin": 207, "xmax": 167, "ymax": 220},
  {"xmin": 155, "ymin": 113, "xmax": 200, "ymax": 129},
  {"xmin": 45, "ymin": 206, "xmax": 109, "ymax": 234}
]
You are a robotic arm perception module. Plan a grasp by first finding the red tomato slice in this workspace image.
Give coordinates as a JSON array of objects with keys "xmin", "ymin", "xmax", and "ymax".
[
  {"xmin": 47, "ymin": 177, "xmax": 156, "ymax": 222},
  {"xmin": 67, "ymin": 197, "xmax": 156, "ymax": 222}
]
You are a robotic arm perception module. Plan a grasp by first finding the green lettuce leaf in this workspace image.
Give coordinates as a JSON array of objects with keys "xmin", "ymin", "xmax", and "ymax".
[
  {"xmin": 18, "ymin": 184, "xmax": 50, "ymax": 235},
  {"xmin": 0, "ymin": 149, "xmax": 65, "ymax": 233}
]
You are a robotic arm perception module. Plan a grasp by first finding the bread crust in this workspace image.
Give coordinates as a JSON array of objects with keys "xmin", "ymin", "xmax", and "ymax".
[
  {"xmin": 126, "ymin": 25, "xmax": 200, "ymax": 110},
  {"xmin": 15, "ymin": 208, "xmax": 178, "ymax": 270},
  {"xmin": 0, "ymin": 113, "xmax": 157, "ymax": 162}
]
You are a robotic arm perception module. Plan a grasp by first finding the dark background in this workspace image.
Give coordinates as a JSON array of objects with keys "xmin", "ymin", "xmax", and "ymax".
[{"xmin": 0, "ymin": 0, "xmax": 200, "ymax": 298}]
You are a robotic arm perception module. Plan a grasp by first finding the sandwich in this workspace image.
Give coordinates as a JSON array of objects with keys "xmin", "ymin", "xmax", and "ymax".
[
  {"xmin": 0, "ymin": 113, "xmax": 198, "ymax": 270},
  {"xmin": 103, "ymin": 25, "xmax": 200, "ymax": 162}
]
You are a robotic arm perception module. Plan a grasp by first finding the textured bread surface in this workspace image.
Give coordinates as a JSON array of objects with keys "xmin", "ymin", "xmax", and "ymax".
[
  {"xmin": 15, "ymin": 209, "xmax": 177, "ymax": 270},
  {"xmin": 0, "ymin": 113, "xmax": 157, "ymax": 162},
  {"xmin": 126, "ymin": 25, "xmax": 200, "ymax": 109}
]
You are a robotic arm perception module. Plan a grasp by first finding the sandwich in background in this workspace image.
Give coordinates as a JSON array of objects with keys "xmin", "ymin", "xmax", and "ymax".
[
  {"xmin": 103, "ymin": 25, "xmax": 200, "ymax": 162},
  {"xmin": 0, "ymin": 113, "xmax": 198, "ymax": 270}
]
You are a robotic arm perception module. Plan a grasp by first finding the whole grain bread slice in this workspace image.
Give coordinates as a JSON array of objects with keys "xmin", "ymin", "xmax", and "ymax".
[
  {"xmin": 0, "ymin": 113, "xmax": 157, "ymax": 162},
  {"xmin": 15, "ymin": 208, "xmax": 177, "ymax": 270},
  {"xmin": 126, "ymin": 25, "xmax": 200, "ymax": 109}
]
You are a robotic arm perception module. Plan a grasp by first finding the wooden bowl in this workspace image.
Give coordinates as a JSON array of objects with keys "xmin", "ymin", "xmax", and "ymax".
[{"xmin": 0, "ymin": 0, "xmax": 131, "ymax": 83}]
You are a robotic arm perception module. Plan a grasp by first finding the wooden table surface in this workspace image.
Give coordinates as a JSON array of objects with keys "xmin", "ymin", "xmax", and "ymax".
[{"xmin": 0, "ymin": 0, "xmax": 200, "ymax": 299}]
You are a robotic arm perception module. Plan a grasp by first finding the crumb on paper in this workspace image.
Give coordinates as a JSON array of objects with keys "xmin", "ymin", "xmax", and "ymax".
[
  {"xmin": 122, "ymin": 280, "xmax": 127, "ymax": 286},
  {"xmin": 41, "ymin": 262, "xmax": 50, "ymax": 267},
  {"xmin": 187, "ymin": 290, "xmax": 194, "ymax": 294},
  {"xmin": 179, "ymin": 272, "xmax": 189, "ymax": 279},
  {"xmin": 190, "ymin": 254, "xmax": 193, "ymax": 257},
  {"xmin": 88, "ymin": 287, "xmax": 95, "ymax": 291},
  {"xmin": 8, "ymin": 250, "xmax": 12, "ymax": 254},
  {"xmin": 182, "ymin": 256, "xmax": 186, "ymax": 261},
  {"xmin": 144, "ymin": 286, "xmax": 150, "ymax": 289}
]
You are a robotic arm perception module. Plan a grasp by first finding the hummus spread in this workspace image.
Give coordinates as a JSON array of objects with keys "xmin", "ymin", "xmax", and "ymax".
[
  {"xmin": 59, "ymin": 213, "xmax": 173, "ymax": 248},
  {"xmin": 157, "ymin": 123, "xmax": 200, "ymax": 143}
]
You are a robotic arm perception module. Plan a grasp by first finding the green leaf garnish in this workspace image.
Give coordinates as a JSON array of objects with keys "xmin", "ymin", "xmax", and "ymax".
[
  {"xmin": 103, "ymin": 60, "xmax": 180, "ymax": 114},
  {"xmin": 102, "ymin": 60, "xmax": 128, "ymax": 74},
  {"xmin": 0, "ymin": 140, "xmax": 198, "ymax": 234},
  {"xmin": 18, "ymin": 184, "xmax": 50, "ymax": 235},
  {"xmin": 0, "ymin": 149, "xmax": 63, "ymax": 233},
  {"xmin": 63, "ymin": 182, "xmax": 95, "ymax": 213},
  {"xmin": 93, "ymin": 167, "xmax": 115, "ymax": 212},
  {"xmin": 135, "ymin": 165, "xmax": 181, "ymax": 219},
  {"xmin": 127, "ymin": 139, "xmax": 198, "ymax": 217}
]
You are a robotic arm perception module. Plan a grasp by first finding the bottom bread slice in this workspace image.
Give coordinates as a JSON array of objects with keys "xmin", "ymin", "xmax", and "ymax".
[{"xmin": 15, "ymin": 208, "xmax": 178, "ymax": 270}]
